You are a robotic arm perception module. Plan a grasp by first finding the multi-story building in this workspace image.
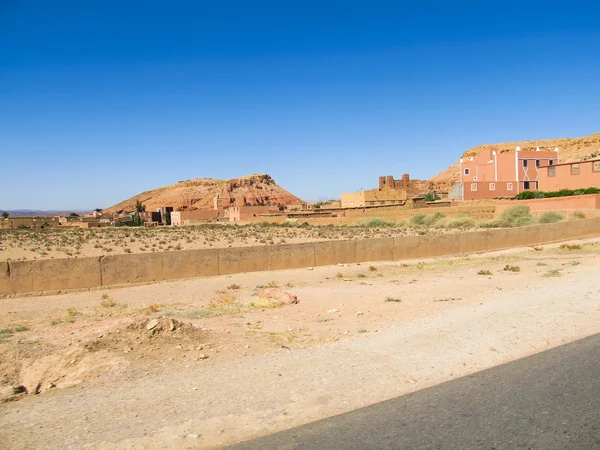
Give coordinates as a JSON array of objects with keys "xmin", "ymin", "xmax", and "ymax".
[{"xmin": 459, "ymin": 147, "xmax": 559, "ymax": 200}]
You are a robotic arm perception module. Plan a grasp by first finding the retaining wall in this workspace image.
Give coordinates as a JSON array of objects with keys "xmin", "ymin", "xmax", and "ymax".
[{"xmin": 3, "ymin": 217, "xmax": 600, "ymax": 296}]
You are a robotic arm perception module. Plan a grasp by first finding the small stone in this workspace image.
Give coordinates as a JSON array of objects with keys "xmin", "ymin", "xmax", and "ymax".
[
  {"xmin": 356, "ymin": 311, "xmax": 363, "ymax": 316},
  {"xmin": 146, "ymin": 319, "xmax": 159, "ymax": 330},
  {"xmin": 186, "ymin": 433, "xmax": 198, "ymax": 439},
  {"xmin": 168, "ymin": 319, "xmax": 176, "ymax": 331},
  {"xmin": 307, "ymin": 267, "xmax": 314, "ymax": 271},
  {"xmin": 327, "ymin": 309, "xmax": 337, "ymax": 313}
]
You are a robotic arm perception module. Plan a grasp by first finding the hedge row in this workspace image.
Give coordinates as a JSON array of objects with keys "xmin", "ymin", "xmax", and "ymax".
[{"xmin": 514, "ymin": 187, "xmax": 600, "ymax": 200}]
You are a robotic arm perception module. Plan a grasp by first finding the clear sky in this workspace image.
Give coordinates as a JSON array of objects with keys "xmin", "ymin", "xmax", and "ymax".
[{"xmin": 1, "ymin": 1, "xmax": 599, "ymax": 210}]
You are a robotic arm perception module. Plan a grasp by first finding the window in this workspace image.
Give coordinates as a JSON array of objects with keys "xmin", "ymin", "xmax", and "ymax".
[
  {"xmin": 571, "ymin": 164, "xmax": 580, "ymax": 175},
  {"xmin": 489, "ymin": 183, "xmax": 496, "ymax": 191},
  {"xmin": 524, "ymin": 181, "xmax": 531, "ymax": 190},
  {"xmin": 594, "ymin": 161, "xmax": 600, "ymax": 172},
  {"xmin": 536, "ymin": 160, "xmax": 540, "ymax": 167},
  {"xmin": 470, "ymin": 183, "xmax": 477, "ymax": 192},
  {"xmin": 523, "ymin": 160, "xmax": 528, "ymax": 168},
  {"xmin": 549, "ymin": 160, "xmax": 554, "ymax": 166},
  {"xmin": 548, "ymin": 166, "xmax": 556, "ymax": 177},
  {"xmin": 507, "ymin": 183, "xmax": 513, "ymax": 191},
  {"xmin": 464, "ymin": 168, "xmax": 470, "ymax": 175}
]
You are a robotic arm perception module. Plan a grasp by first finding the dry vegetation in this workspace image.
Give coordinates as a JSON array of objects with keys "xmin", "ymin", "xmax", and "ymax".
[{"xmin": 0, "ymin": 206, "xmax": 587, "ymax": 262}]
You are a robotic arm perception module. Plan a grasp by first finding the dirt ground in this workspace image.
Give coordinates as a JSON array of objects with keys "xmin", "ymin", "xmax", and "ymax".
[
  {"xmin": 1, "ymin": 238, "xmax": 600, "ymax": 448},
  {"xmin": 0, "ymin": 219, "xmax": 473, "ymax": 262}
]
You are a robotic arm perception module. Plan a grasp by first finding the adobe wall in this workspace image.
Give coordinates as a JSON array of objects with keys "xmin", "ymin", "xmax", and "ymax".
[
  {"xmin": 496, "ymin": 194, "xmax": 600, "ymax": 215},
  {"xmin": 4, "ymin": 216, "xmax": 600, "ymax": 296}
]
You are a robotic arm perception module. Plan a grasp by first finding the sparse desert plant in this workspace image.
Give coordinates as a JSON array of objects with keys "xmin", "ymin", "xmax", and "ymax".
[
  {"xmin": 481, "ymin": 206, "xmax": 534, "ymax": 228},
  {"xmin": 227, "ymin": 283, "xmax": 241, "ymax": 290},
  {"xmin": 572, "ymin": 211, "xmax": 586, "ymax": 219},
  {"xmin": 357, "ymin": 328, "xmax": 368, "ymax": 333},
  {"xmin": 531, "ymin": 246, "xmax": 543, "ymax": 252},
  {"xmin": 478, "ymin": 269, "xmax": 492, "ymax": 275},
  {"xmin": 385, "ymin": 297, "xmax": 402, "ymax": 302},
  {"xmin": 503, "ymin": 264, "xmax": 520, "ymax": 272},
  {"xmin": 560, "ymin": 243, "xmax": 581, "ymax": 251},
  {"xmin": 100, "ymin": 294, "xmax": 117, "ymax": 308},
  {"xmin": 267, "ymin": 280, "xmax": 280, "ymax": 288},
  {"xmin": 544, "ymin": 269, "xmax": 562, "ymax": 278},
  {"xmin": 66, "ymin": 307, "xmax": 79, "ymax": 317},
  {"xmin": 356, "ymin": 273, "xmax": 366, "ymax": 278},
  {"xmin": 538, "ymin": 211, "xmax": 565, "ymax": 224},
  {"xmin": 536, "ymin": 262, "xmax": 548, "ymax": 266},
  {"xmin": 336, "ymin": 272, "xmax": 343, "ymax": 278},
  {"xmin": 147, "ymin": 303, "xmax": 160, "ymax": 313},
  {"xmin": 368, "ymin": 265, "xmax": 378, "ymax": 272},
  {"xmin": 571, "ymin": 260, "xmax": 581, "ymax": 266},
  {"xmin": 410, "ymin": 213, "xmax": 427, "ymax": 226}
]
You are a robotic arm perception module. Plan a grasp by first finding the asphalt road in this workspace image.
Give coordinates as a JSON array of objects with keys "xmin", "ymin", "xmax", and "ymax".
[{"xmin": 228, "ymin": 333, "xmax": 600, "ymax": 450}]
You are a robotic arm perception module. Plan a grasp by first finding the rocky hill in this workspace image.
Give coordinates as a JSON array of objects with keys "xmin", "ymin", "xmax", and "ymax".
[
  {"xmin": 429, "ymin": 132, "xmax": 600, "ymax": 190},
  {"xmin": 105, "ymin": 174, "xmax": 303, "ymax": 213}
]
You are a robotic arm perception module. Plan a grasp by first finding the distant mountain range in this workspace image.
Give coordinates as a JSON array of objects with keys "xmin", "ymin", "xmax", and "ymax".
[{"xmin": 0, "ymin": 209, "xmax": 90, "ymax": 217}]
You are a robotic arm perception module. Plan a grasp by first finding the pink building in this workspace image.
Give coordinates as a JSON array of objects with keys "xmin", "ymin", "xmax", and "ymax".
[
  {"xmin": 459, "ymin": 147, "xmax": 559, "ymax": 200},
  {"xmin": 537, "ymin": 159, "xmax": 600, "ymax": 191}
]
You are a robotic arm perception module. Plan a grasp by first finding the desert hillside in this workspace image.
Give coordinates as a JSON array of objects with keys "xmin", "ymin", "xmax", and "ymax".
[
  {"xmin": 429, "ymin": 132, "xmax": 600, "ymax": 189},
  {"xmin": 105, "ymin": 174, "xmax": 303, "ymax": 213}
]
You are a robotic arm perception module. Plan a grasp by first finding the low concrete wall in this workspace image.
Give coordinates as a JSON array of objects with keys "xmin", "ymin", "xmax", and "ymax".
[{"xmin": 3, "ymin": 217, "xmax": 600, "ymax": 296}]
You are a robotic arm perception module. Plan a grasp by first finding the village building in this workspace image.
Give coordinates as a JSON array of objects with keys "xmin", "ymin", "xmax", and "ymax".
[
  {"xmin": 537, "ymin": 159, "xmax": 600, "ymax": 191},
  {"xmin": 341, "ymin": 174, "xmax": 429, "ymax": 208},
  {"xmin": 457, "ymin": 147, "xmax": 560, "ymax": 200}
]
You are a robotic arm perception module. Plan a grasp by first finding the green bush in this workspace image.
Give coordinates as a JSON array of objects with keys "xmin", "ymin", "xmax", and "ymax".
[
  {"xmin": 515, "ymin": 187, "xmax": 600, "ymax": 200},
  {"xmin": 422, "ymin": 212, "xmax": 445, "ymax": 226},
  {"xmin": 480, "ymin": 205, "xmax": 534, "ymax": 228},
  {"xmin": 445, "ymin": 215, "xmax": 476, "ymax": 229},
  {"xmin": 410, "ymin": 213, "xmax": 427, "ymax": 226},
  {"xmin": 356, "ymin": 218, "xmax": 402, "ymax": 228},
  {"xmin": 538, "ymin": 211, "xmax": 565, "ymax": 223},
  {"xmin": 424, "ymin": 192, "xmax": 441, "ymax": 202}
]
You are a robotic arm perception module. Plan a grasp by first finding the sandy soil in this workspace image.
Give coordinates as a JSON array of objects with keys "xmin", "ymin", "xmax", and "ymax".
[
  {"xmin": 0, "ymin": 221, "xmax": 467, "ymax": 262},
  {"xmin": 1, "ymin": 239, "xmax": 599, "ymax": 448}
]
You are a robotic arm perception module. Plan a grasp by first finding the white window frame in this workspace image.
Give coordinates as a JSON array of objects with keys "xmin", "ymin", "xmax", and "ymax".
[
  {"xmin": 470, "ymin": 183, "xmax": 477, "ymax": 192},
  {"xmin": 507, "ymin": 182, "xmax": 514, "ymax": 191},
  {"xmin": 489, "ymin": 182, "xmax": 496, "ymax": 191}
]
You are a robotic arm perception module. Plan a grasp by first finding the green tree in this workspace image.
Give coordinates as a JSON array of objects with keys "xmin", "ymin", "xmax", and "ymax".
[
  {"xmin": 69, "ymin": 212, "xmax": 80, "ymax": 217},
  {"xmin": 1, "ymin": 212, "xmax": 8, "ymax": 219},
  {"xmin": 424, "ymin": 192, "xmax": 441, "ymax": 202},
  {"xmin": 135, "ymin": 200, "xmax": 146, "ymax": 213}
]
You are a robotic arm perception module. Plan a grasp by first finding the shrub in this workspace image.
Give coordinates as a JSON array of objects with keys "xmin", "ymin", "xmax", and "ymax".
[
  {"xmin": 481, "ymin": 206, "xmax": 534, "ymax": 228},
  {"xmin": 478, "ymin": 270, "xmax": 492, "ymax": 275},
  {"xmin": 560, "ymin": 243, "xmax": 581, "ymax": 250},
  {"xmin": 538, "ymin": 211, "xmax": 565, "ymax": 224},
  {"xmin": 503, "ymin": 264, "xmax": 520, "ymax": 272},
  {"xmin": 422, "ymin": 212, "xmax": 445, "ymax": 227},
  {"xmin": 424, "ymin": 192, "xmax": 441, "ymax": 202},
  {"xmin": 572, "ymin": 211, "xmax": 586, "ymax": 219},
  {"xmin": 385, "ymin": 297, "xmax": 402, "ymax": 302},
  {"xmin": 356, "ymin": 218, "xmax": 396, "ymax": 227},
  {"xmin": 410, "ymin": 213, "xmax": 427, "ymax": 226},
  {"xmin": 227, "ymin": 283, "xmax": 241, "ymax": 290}
]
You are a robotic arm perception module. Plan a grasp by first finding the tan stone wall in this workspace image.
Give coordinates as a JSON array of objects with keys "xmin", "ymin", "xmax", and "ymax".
[{"xmin": 4, "ymin": 216, "xmax": 600, "ymax": 296}]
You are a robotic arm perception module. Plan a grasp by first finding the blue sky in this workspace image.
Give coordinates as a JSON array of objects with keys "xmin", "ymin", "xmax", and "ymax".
[{"xmin": 1, "ymin": 1, "xmax": 599, "ymax": 210}]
